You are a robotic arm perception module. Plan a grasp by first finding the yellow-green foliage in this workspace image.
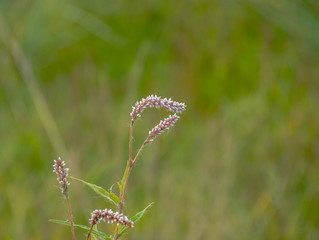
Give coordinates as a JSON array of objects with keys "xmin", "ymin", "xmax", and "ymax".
[{"xmin": 1, "ymin": 0, "xmax": 319, "ymax": 239}]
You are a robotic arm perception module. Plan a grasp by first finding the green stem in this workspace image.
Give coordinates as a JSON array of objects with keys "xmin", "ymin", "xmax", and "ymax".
[
  {"xmin": 66, "ymin": 197, "xmax": 76, "ymax": 240},
  {"xmin": 113, "ymin": 124, "xmax": 133, "ymax": 240},
  {"xmin": 86, "ymin": 223, "xmax": 94, "ymax": 240},
  {"xmin": 113, "ymin": 124, "xmax": 148, "ymax": 240}
]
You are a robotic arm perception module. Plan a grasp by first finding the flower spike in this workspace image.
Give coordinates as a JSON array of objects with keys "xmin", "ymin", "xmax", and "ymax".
[
  {"xmin": 130, "ymin": 95, "xmax": 186, "ymax": 124},
  {"xmin": 53, "ymin": 157, "xmax": 70, "ymax": 197},
  {"xmin": 89, "ymin": 209, "xmax": 134, "ymax": 228},
  {"xmin": 145, "ymin": 114, "xmax": 180, "ymax": 144}
]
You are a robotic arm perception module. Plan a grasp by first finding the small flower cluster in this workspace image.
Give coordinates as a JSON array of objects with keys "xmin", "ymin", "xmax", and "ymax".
[
  {"xmin": 145, "ymin": 114, "xmax": 180, "ymax": 144},
  {"xmin": 89, "ymin": 209, "xmax": 134, "ymax": 228},
  {"xmin": 53, "ymin": 157, "xmax": 70, "ymax": 197},
  {"xmin": 130, "ymin": 95, "xmax": 186, "ymax": 124}
]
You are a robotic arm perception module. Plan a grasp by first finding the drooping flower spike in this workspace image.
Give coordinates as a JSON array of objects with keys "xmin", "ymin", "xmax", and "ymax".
[
  {"xmin": 130, "ymin": 95, "xmax": 186, "ymax": 124},
  {"xmin": 89, "ymin": 208, "xmax": 134, "ymax": 228}
]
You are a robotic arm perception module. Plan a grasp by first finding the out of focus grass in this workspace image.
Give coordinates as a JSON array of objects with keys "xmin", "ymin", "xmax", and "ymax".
[{"xmin": 1, "ymin": 0, "xmax": 319, "ymax": 239}]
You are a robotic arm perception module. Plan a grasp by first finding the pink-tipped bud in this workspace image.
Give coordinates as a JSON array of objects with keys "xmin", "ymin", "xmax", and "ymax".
[
  {"xmin": 53, "ymin": 157, "xmax": 70, "ymax": 197},
  {"xmin": 89, "ymin": 209, "xmax": 134, "ymax": 228},
  {"xmin": 145, "ymin": 114, "xmax": 180, "ymax": 144},
  {"xmin": 130, "ymin": 95, "xmax": 186, "ymax": 124}
]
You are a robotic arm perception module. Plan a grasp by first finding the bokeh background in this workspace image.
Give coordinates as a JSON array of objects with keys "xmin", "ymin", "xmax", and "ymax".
[{"xmin": 1, "ymin": 0, "xmax": 319, "ymax": 239}]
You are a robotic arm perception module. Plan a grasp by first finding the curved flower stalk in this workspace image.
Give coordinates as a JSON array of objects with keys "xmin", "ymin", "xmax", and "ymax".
[
  {"xmin": 113, "ymin": 95, "xmax": 186, "ymax": 240},
  {"xmin": 130, "ymin": 95, "xmax": 186, "ymax": 124}
]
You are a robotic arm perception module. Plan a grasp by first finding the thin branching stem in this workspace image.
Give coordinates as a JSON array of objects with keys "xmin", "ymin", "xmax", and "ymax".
[
  {"xmin": 130, "ymin": 141, "xmax": 146, "ymax": 167},
  {"xmin": 112, "ymin": 124, "xmax": 134, "ymax": 240},
  {"xmin": 112, "ymin": 223, "xmax": 119, "ymax": 239},
  {"xmin": 86, "ymin": 223, "xmax": 94, "ymax": 240},
  {"xmin": 129, "ymin": 123, "xmax": 133, "ymax": 167},
  {"xmin": 121, "ymin": 124, "xmax": 134, "ymax": 212},
  {"xmin": 66, "ymin": 197, "xmax": 76, "ymax": 240},
  {"xmin": 113, "ymin": 123, "xmax": 148, "ymax": 240}
]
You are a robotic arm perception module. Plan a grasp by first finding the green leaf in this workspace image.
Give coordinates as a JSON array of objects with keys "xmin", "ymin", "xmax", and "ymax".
[
  {"xmin": 117, "ymin": 181, "xmax": 122, "ymax": 194},
  {"xmin": 69, "ymin": 176, "xmax": 120, "ymax": 207},
  {"xmin": 48, "ymin": 219, "xmax": 111, "ymax": 239},
  {"xmin": 130, "ymin": 202, "xmax": 154, "ymax": 222},
  {"xmin": 118, "ymin": 202, "xmax": 154, "ymax": 237},
  {"xmin": 120, "ymin": 162, "xmax": 130, "ymax": 196}
]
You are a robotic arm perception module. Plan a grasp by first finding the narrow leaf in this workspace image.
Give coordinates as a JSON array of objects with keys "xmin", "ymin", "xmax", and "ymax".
[
  {"xmin": 117, "ymin": 181, "xmax": 122, "ymax": 194},
  {"xmin": 118, "ymin": 202, "xmax": 154, "ymax": 237},
  {"xmin": 49, "ymin": 219, "xmax": 111, "ymax": 239},
  {"xmin": 120, "ymin": 162, "xmax": 130, "ymax": 196},
  {"xmin": 69, "ymin": 176, "xmax": 119, "ymax": 206}
]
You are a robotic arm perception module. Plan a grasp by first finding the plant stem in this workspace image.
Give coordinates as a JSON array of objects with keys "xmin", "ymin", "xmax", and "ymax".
[
  {"xmin": 129, "ymin": 123, "xmax": 133, "ymax": 167},
  {"xmin": 86, "ymin": 223, "xmax": 94, "ymax": 240},
  {"xmin": 112, "ymin": 225, "xmax": 119, "ymax": 240},
  {"xmin": 130, "ymin": 141, "xmax": 146, "ymax": 167},
  {"xmin": 112, "ymin": 124, "xmax": 133, "ymax": 240},
  {"xmin": 113, "ymin": 123, "xmax": 148, "ymax": 240},
  {"xmin": 121, "ymin": 124, "xmax": 134, "ymax": 213},
  {"xmin": 66, "ymin": 197, "xmax": 76, "ymax": 240}
]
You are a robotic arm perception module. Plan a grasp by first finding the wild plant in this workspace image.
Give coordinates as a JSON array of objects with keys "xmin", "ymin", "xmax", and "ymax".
[{"xmin": 50, "ymin": 95, "xmax": 186, "ymax": 240}]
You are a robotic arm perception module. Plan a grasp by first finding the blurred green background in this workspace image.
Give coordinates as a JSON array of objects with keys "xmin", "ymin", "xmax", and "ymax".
[{"xmin": 1, "ymin": 0, "xmax": 319, "ymax": 239}]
